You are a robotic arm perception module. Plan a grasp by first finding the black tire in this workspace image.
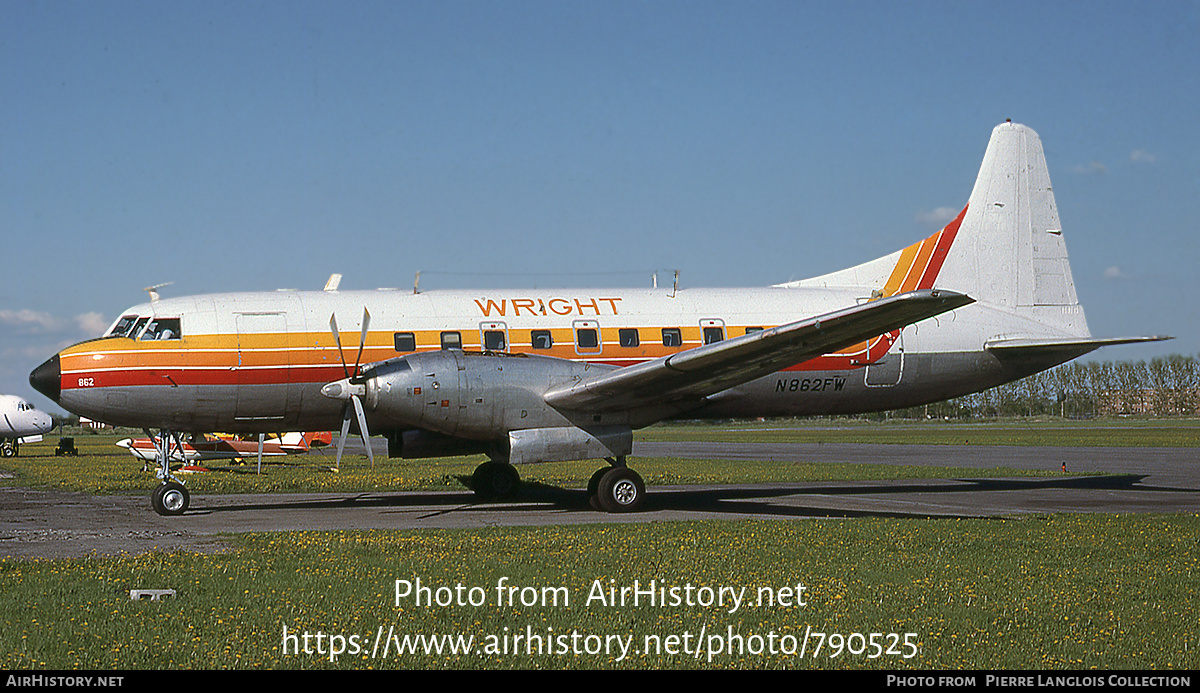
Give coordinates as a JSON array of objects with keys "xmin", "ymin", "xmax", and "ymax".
[
  {"xmin": 1, "ymin": 440, "xmax": 16, "ymax": 458},
  {"xmin": 471, "ymin": 461, "xmax": 520, "ymax": 501},
  {"xmin": 587, "ymin": 467, "xmax": 609, "ymax": 498},
  {"xmin": 152, "ymin": 482, "xmax": 189, "ymax": 516},
  {"xmin": 596, "ymin": 467, "xmax": 646, "ymax": 513},
  {"xmin": 587, "ymin": 467, "xmax": 612, "ymax": 510}
]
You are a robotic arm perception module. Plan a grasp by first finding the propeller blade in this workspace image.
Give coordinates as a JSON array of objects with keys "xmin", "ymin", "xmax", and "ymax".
[
  {"xmin": 328, "ymin": 308, "xmax": 373, "ymax": 467},
  {"xmin": 351, "ymin": 394, "xmax": 374, "ymax": 468},
  {"xmin": 353, "ymin": 308, "xmax": 371, "ymax": 376},
  {"xmin": 329, "ymin": 314, "xmax": 349, "ymax": 379},
  {"xmin": 334, "ymin": 402, "xmax": 353, "ymax": 470}
]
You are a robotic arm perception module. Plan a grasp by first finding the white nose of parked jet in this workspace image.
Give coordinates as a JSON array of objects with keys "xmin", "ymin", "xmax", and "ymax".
[{"xmin": 33, "ymin": 411, "xmax": 51, "ymax": 434}]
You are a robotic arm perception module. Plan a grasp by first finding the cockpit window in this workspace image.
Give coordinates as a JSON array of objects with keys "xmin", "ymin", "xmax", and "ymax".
[
  {"xmin": 108, "ymin": 315, "xmax": 141, "ymax": 338},
  {"xmin": 140, "ymin": 317, "xmax": 182, "ymax": 340},
  {"xmin": 129, "ymin": 317, "xmax": 151, "ymax": 339}
]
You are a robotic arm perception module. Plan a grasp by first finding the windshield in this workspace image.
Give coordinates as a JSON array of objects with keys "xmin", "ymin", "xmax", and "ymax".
[{"xmin": 107, "ymin": 315, "xmax": 141, "ymax": 338}]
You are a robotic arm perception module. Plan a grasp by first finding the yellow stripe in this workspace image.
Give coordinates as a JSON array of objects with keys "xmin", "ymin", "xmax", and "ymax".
[{"xmin": 883, "ymin": 241, "xmax": 922, "ymax": 297}]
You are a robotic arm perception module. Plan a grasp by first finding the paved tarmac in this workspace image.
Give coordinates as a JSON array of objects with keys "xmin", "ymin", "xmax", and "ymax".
[{"xmin": 2, "ymin": 441, "xmax": 1196, "ymax": 559}]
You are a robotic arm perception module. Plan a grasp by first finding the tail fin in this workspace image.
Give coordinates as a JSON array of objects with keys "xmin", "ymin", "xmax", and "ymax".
[
  {"xmin": 785, "ymin": 121, "xmax": 1090, "ymax": 338},
  {"xmin": 783, "ymin": 122, "xmax": 1170, "ymax": 362},
  {"xmin": 935, "ymin": 121, "xmax": 1088, "ymax": 337}
]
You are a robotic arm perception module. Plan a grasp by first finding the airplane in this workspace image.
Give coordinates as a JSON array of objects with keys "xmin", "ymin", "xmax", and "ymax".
[
  {"xmin": 115, "ymin": 431, "xmax": 331, "ymax": 464},
  {"xmin": 0, "ymin": 394, "xmax": 53, "ymax": 457},
  {"xmin": 28, "ymin": 122, "xmax": 1168, "ymax": 516}
]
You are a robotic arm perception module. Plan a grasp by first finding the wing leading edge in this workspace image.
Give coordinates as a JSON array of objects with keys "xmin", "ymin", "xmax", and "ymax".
[{"xmin": 544, "ymin": 289, "xmax": 974, "ymax": 412}]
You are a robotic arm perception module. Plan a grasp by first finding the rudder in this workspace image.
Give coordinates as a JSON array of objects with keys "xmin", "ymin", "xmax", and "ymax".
[{"xmin": 936, "ymin": 121, "xmax": 1090, "ymax": 337}]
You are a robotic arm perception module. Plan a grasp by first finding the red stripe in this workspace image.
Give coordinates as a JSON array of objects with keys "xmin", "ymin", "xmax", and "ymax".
[{"xmin": 916, "ymin": 204, "xmax": 966, "ymax": 289}]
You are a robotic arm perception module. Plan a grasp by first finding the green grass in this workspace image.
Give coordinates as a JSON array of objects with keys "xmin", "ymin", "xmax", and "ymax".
[
  {"xmin": 642, "ymin": 417, "xmax": 1200, "ymax": 447},
  {"xmin": 1, "ymin": 432, "xmax": 1067, "ymax": 497},
  {"xmin": 3, "ymin": 516, "xmax": 1197, "ymax": 669},
  {"xmin": 5, "ymin": 420, "xmax": 1196, "ymax": 669}
]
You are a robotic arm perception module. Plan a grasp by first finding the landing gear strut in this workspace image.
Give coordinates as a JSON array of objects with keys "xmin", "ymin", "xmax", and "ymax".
[
  {"xmin": 149, "ymin": 429, "xmax": 190, "ymax": 516},
  {"xmin": 588, "ymin": 457, "xmax": 645, "ymax": 513}
]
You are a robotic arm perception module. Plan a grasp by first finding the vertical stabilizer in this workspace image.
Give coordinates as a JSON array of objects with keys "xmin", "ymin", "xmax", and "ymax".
[{"xmin": 937, "ymin": 122, "xmax": 1090, "ymax": 337}]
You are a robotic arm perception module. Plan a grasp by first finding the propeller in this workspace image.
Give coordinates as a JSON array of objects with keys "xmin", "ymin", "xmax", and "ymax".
[{"xmin": 323, "ymin": 308, "xmax": 374, "ymax": 469}]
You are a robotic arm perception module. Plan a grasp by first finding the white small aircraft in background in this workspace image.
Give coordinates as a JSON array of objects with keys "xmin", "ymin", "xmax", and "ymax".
[
  {"xmin": 0, "ymin": 394, "xmax": 53, "ymax": 457},
  {"xmin": 30, "ymin": 122, "xmax": 1169, "ymax": 515}
]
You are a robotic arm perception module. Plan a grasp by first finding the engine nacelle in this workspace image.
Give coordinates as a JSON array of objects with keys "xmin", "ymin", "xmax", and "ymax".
[{"xmin": 360, "ymin": 350, "xmax": 620, "ymax": 440}]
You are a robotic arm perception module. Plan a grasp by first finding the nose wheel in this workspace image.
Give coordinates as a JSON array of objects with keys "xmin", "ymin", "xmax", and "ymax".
[
  {"xmin": 152, "ymin": 481, "xmax": 190, "ymax": 516},
  {"xmin": 147, "ymin": 429, "xmax": 190, "ymax": 516}
]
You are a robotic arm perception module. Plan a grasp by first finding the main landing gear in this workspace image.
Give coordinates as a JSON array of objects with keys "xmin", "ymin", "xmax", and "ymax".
[
  {"xmin": 588, "ymin": 457, "xmax": 645, "ymax": 513},
  {"xmin": 148, "ymin": 429, "xmax": 190, "ymax": 516},
  {"xmin": 469, "ymin": 456, "xmax": 646, "ymax": 513},
  {"xmin": 471, "ymin": 460, "xmax": 520, "ymax": 501}
]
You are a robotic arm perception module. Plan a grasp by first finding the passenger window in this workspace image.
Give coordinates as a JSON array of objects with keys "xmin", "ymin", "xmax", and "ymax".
[
  {"xmin": 483, "ymin": 330, "xmax": 507, "ymax": 351},
  {"xmin": 662, "ymin": 328, "xmax": 682, "ymax": 347},
  {"xmin": 140, "ymin": 318, "xmax": 181, "ymax": 340},
  {"xmin": 531, "ymin": 330, "xmax": 553, "ymax": 349},
  {"xmin": 576, "ymin": 328, "xmax": 598, "ymax": 349},
  {"xmin": 440, "ymin": 332, "xmax": 462, "ymax": 350},
  {"xmin": 703, "ymin": 326, "xmax": 725, "ymax": 344},
  {"xmin": 393, "ymin": 332, "xmax": 416, "ymax": 352},
  {"xmin": 619, "ymin": 329, "xmax": 640, "ymax": 347}
]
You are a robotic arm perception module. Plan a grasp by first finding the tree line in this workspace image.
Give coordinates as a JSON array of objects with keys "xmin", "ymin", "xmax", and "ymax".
[{"xmin": 890, "ymin": 353, "xmax": 1200, "ymax": 419}]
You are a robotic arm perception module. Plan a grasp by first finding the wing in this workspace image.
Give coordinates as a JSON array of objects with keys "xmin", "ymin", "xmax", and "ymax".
[{"xmin": 544, "ymin": 288, "xmax": 973, "ymax": 412}]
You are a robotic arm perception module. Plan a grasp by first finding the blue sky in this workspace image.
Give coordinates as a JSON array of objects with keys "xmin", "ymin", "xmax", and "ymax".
[{"xmin": 3, "ymin": 1, "xmax": 1197, "ymax": 412}]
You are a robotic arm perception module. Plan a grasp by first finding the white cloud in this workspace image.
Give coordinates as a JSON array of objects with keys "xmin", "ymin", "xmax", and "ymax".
[
  {"xmin": 74, "ymin": 312, "xmax": 110, "ymax": 337},
  {"xmin": 1072, "ymin": 161, "xmax": 1108, "ymax": 175},
  {"xmin": 1103, "ymin": 265, "xmax": 1130, "ymax": 280},
  {"xmin": 914, "ymin": 206, "xmax": 959, "ymax": 229},
  {"xmin": 0, "ymin": 309, "xmax": 65, "ymax": 334},
  {"xmin": 1130, "ymin": 149, "xmax": 1156, "ymax": 163}
]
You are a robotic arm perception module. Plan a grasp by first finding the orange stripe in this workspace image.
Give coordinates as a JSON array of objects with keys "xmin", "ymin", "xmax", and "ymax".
[
  {"xmin": 883, "ymin": 242, "xmax": 921, "ymax": 297},
  {"xmin": 900, "ymin": 232, "xmax": 940, "ymax": 294}
]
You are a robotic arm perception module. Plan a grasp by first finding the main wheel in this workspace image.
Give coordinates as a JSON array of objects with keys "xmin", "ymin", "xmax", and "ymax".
[
  {"xmin": 1, "ymin": 440, "xmax": 16, "ymax": 458},
  {"xmin": 595, "ymin": 467, "xmax": 646, "ymax": 513},
  {"xmin": 471, "ymin": 461, "xmax": 520, "ymax": 501},
  {"xmin": 587, "ymin": 467, "xmax": 610, "ymax": 511},
  {"xmin": 152, "ymin": 481, "xmax": 190, "ymax": 516}
]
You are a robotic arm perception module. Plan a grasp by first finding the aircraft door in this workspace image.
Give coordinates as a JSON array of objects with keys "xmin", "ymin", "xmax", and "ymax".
[
  {"xmin": 234, "ymin": 312, "xmax": 291, "ymax": 422},
  {"xmin": 864, "ymin": 331, "xmax": 904, "ymax": 387}
]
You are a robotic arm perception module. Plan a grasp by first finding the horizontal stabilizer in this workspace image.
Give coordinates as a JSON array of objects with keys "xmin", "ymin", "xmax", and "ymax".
[
  {"xmin": 985, "ymin": 335, "xmax": 1173, "ymax": 360},
  {"xmin": 545, "ymin": 289, "xmax": 974, "ymax": 412}
]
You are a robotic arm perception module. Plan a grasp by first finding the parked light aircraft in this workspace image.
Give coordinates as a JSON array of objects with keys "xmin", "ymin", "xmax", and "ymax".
[
  {"xmin": 0, "ymin": 394, "xmax": 53, "ymax": 457},
  {"xmin": 116, "ymin": 431, "xmax": 331, "ymax": 464},
  {"xmin": 29, "ymin": 122, "xmax": 1167, "ymax": 515}
]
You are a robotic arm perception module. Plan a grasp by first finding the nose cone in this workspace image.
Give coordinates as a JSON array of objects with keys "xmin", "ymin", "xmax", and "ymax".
[
  {"xmin": 29, "ymin": 355, "xmax": 61, "ymax": 403},
  {"xmin": 33, "ymin": 411, "xmax": 52, "ymax": 434}
]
